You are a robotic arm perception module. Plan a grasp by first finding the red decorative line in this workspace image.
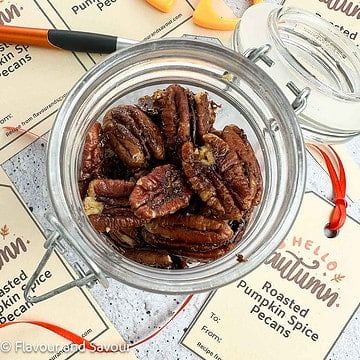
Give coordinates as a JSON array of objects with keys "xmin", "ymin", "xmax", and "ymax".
[
  {"xmin": 306, "ymin": 143, "xmax": 347, "ymax": 231},
  {"xmin": 0, "ymin": 294, "xmax": 194, "ymax": 352}
]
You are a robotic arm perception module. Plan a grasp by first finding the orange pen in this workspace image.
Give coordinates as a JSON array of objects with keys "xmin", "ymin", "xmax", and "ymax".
[{"xmin": 0, "ymin": 25, "xmax": 136, "ymax": 53}]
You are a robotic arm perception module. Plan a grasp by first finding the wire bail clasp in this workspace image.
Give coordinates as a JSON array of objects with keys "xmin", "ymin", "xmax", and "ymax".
[{"xmin": 24, "ymin": 215, "xmax": 109, "ymax": 304}]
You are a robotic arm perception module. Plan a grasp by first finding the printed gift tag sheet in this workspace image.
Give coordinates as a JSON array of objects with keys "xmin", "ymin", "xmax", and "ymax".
[
  {"xmin": 182, "ymin": 193, "xmax": 360, "ymax": 360},
  {"xmin": 0, "ymin": 168, "xmax": 136, "ymax": 359},
  {"xmin": 0, "ymin": 0, "xmax": 234, "ymax": 164}
]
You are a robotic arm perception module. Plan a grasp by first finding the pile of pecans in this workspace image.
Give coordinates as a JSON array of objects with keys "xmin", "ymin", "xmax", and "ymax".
[{"xmin": 79, "ymin": 84, "xmax": 263, "ymax": 269}]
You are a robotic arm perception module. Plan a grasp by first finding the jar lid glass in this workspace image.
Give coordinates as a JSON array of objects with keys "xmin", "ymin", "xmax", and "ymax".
[{"xmin": 232, "ymin": 3, "xmax": 360, "ymax": 143}]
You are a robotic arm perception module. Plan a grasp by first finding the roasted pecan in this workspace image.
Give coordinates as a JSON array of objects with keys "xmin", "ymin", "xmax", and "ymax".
[
  {"xmin": 159, "ymin": 85, "xmax": 218, "ymax": 157},
  {"xmin": 142, "ymin": 228, "xmax": 219, "ymax": 252},
  {"xmin": 182, "ymin": 133, "xmax": 256, "ymax": 218},
  {"xmin": 89, "ymin": 210, "xmax": 145, "ymax": 232},
  {"xmin": 173, "ymin": 243, "xmax": 235, "ymax": 261},
  {"xmin": 181, "ymin": 138, "xmax": 241, "ymax": 219},
  {"xmin": 123, "ymin": 248, "xmax": 174, "ymax": 268},
  {"xmin": 194, "ymin": 92, "xmax": 216, "ymax": 140},
  {"xmin": 160, "ymin": 85, "xmax": 191, "ymax": 157},
  {"xmin": 89, "ymin": 179, "xmax": 135, "ymax": 198},
  {"xmin": 108, "ymin": 227, "xmax": 142, "ymax": 248},
  {"xmin": 85, "ymin": 179, "xmax": 134, "ymax": 209},
  {"xmin": 103, "ymin": 105, "xmax": 164, "ymax": 168},
  {"xmin": 221, "ymin": 125, "xmax": 263, "ymax": 206},
  {"xmin": 79, "ymin": 122, "xmax": 103, "ymax": 199},
  {"xmin": 102, "ymin": 140, "xmax": 131, "ymax": 180},
  {"xmin": 129, "ymin": 164, "xmax": 192, "ymax": 220},
  {"xmin": 137, "ymin": 91, "xmax": 163, "ymax": 119},
  {"xmin": 145, "ymin": 214, "xmax": 233, "ymax": 245}
]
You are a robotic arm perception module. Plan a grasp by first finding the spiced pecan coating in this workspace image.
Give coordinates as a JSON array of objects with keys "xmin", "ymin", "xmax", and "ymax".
[
  {"xmin": 123, "ymin": 248, "xmax": 174, "ymax": 268},
  {"xmin": 221, "ymin": 125, "xmax": 263, "ymax": 206},
  {"xmin": 79, "ymin": 122, "xmax": 103, "ymax": 199},
  {"xmin": 129, "ymin": 164, "xmax": 192, "ymax": 220},
  {"xmin": 89, "ymin": 179, "xmax": 135, "ymax": 198},
  {"xmin": 160, "ymin": 85, "xmax": 191, "ymax": 157},
  {"xmin": 194, "ymin": 92, "xmax": 216, "ymax": 139},
  {"xmin": 108, "ymin": 227, "xmax": 142, "ymax": 249},
  {"xmin": 173, "ymin": 243, "xmax": 235, "ymax": 261},
  {"xmin": 145, "ymin": 214, "xmax": 233, "ymax": 245},
  {"xmin": 89, "ymin": 210, "xmax": 145, "ymax": 232},
  {"xmin": 103, "ymin": 105, "xmax": 164, "ymax": 167},
  {"xmin": 102, "ymin": 141, "xmax": 131, "ymax": 180},
  {"xmin": 181, "ymin": 138, "xmax": 241, "ymax": 220},
  {"xmin": 143, "ymin": 228, "xmax": 235, "ymax": 261},
  {"xmin": 142, "ymin": 228, "xmax": 219, "ymax": 252},
  {"xmin": 182, "ymin": 133, "xmax": 257, "ymax": 218},
  {"xmin": 85, "ymin": 179, "xmax": 135, "ymax": 209}
]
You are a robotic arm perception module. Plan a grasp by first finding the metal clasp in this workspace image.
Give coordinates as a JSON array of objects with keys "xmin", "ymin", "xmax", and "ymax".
[
  {"xmin": 287, "ymin": 82, "xmax": 311, "ymax": 115},
  {"xmin": 244, "ymin": 44, "xmax": 274, "ymax": 67},
  {"xmin": 244, "ymin": 44, "xmax": 311, "ymax": 115},
  {"xmin": 24, "ymin": 215, "xmax": 109, "ymax": 304}
]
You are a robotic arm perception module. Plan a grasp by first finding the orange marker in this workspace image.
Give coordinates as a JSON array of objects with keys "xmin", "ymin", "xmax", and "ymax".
[
  {"xmin": 252, "ymin": 0, "xmax": 264, "ymax": 4},
  {"xmin": 145, "ymin": 0, "xmax": 176, "ymax": 13},
  {"xmin": 193, "ymin": 0, "xmax": 239, "ymax": 31}
]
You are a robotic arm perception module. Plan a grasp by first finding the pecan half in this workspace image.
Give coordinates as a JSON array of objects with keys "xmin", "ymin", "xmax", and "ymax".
[
  {"xmin": 143, "ymin": 228, "xmax": 235, "ymax": 261},
  {"xmin": 129, "ymin": 164, "xmax": 192, "ymax": 220},
  {"xmin": 181, "ymin": 138, "xmax": 241, "ymax": 219},
  {"xmin": 142, "ymin": 228, "xmax": 219, "ymax": 252},
  {"xmin": 221, "ymin": 125, "xmax": 263, "ymax": 206},
  {"xmin": 145, "ymin": 214, "xmax": 233, "ymax": 245},
  {"xmin": 194, "ymin": 92, "xmax": 216, "ymax": 140},
  {"xmin": 89, "ymin": 210, "xmax": 145, "ymax": 232},
  {"xmin": 79, "ymin": 122, "xmax": 103, "ymax": 199},
  {"xmin": 108, "ymin": 227, "xmax": 142, "ymax": 248},
  {"xmin": 89, "ymin": 179, "xmax": 135, "ymax": 198},
  {"xmin": 123, "ymin": 248, "xmax": 174, "ymax": 268},
  {"xmin": 159, "ymin": 85, "xmax": 218, "ymax": 157},
  {"xmin": 173, "ymin": 243, "xmax": 235, "ymax": 261},
  {"xmin": 160, "ymin": 85, "xmax": 191, "ymax": 158},
  {"xmin": 85, "ymin": 178, "xmax": 134, "ymax": 209},
  {"xmin": 182, "ymin": 133, "xmax": 256, "ymax": 218},
  {"xmin": 103, "ymin": 105, "xmax": 164, "ymax": 167}
]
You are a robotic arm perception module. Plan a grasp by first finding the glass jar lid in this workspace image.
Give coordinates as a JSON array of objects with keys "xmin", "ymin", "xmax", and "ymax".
[{"xmin": 232, "ymin": 3, "xmax": 360, "ymax": 143}]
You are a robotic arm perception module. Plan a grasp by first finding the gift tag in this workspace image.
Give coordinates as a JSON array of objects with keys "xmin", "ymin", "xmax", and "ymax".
[
  {"xmin": 0, "ymin": 168, "xmax": 136, "ymax": 359},
  {"xmin": 181, "ymin": 192, "xmax": 360, "ymax": 360}
]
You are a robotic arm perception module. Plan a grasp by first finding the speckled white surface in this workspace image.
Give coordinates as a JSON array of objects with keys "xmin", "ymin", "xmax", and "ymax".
[{"xmin": 2, "ymin": 1, "xmax": 359, "ymax": 359}]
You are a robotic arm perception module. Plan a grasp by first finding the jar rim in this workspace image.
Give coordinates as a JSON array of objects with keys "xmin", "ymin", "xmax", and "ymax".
[
  {"xmin": 232, "ymin": 3, "xmax": 360, "ymax": 143},
  {"xmin": 268, "ymin": 6, "xmax": 360, "ymax": 102},
  {"xmin": 47, "ymin": 38, "xmax": 306, "ymax": 294}
]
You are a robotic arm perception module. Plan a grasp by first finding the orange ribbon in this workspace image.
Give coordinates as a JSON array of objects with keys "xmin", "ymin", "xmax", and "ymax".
[{"xmin": 0, "ymin": 295, "xmax": 193, "ymax": 351}]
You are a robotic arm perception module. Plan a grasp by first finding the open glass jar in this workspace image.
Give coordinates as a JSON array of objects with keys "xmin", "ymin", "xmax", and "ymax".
[
  {"xmin": 25, "ymin": 38, "xmax": 306, "ymax": 302},
  {"xmin": 233, "ymin": 3, "xmax": 360, "ymax": 143}
]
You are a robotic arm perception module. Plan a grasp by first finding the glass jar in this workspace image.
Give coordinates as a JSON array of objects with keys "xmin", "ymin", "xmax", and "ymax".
[
  {"xmin": 25, "ymin": 38, "xmax": 306, "ymax": 302},
  {"xmin": 233, "ymin": 3, "xmax": 360, "ymax": 143}
]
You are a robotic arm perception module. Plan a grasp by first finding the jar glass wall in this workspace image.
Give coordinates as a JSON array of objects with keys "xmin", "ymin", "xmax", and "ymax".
[{"xmin": 47, "ymin": 39, "xmax": 306, "ymax": 294}]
